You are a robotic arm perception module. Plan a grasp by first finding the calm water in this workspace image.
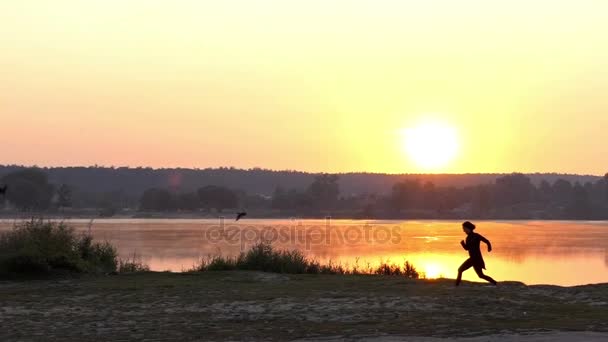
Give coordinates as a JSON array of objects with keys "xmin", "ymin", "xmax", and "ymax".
[{"xmin": 1, "ymin": 219, "xmax": 607, "ymax": 286}]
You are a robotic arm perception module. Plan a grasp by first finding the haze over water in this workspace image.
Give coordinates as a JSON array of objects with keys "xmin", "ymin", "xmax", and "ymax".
[{"xmin": 3, "ymin": 219, "xmax": 605, "ymax": 286}]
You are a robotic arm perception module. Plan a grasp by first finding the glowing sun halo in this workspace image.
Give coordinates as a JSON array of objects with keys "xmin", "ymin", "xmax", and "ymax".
[
  {"xmin": 423, "ymin": 263, "xmax": 443, "ymax": 279},
  {"xmin": 402, "ymin": 120, "xmax": 460, "ymax": 171}
]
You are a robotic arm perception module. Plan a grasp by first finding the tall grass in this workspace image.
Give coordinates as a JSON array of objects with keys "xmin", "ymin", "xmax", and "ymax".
[
  {"xmin": 190, "ymin": 242, "xmax": 421, "ymax": 278},
  {"xmin": 374, "ymin": 260, "xmax": 420, "ymax": 278},
  {"xmin": 118, "ymin": 252, "xmax": 151, "ymax": 273},
  {"xmin": 0, "ymin": 219, "xmax": 118, "ymax": 275}
]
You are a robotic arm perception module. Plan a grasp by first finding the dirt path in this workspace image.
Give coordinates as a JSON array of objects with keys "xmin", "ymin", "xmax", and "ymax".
[{"xmin": 1, "ymin": 272, "xmax": 607, "ymax": 341}]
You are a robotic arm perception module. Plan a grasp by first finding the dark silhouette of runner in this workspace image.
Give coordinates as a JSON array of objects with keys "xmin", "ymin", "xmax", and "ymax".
[{"xmin": 455, "ymin": 221, "xmax": 497, "ymax": 286}]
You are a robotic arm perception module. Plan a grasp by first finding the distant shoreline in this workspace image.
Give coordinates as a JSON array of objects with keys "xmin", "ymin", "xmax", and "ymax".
[{"xmin": 2, "ymin": 211, "xmax": 608, "ymax": 221}]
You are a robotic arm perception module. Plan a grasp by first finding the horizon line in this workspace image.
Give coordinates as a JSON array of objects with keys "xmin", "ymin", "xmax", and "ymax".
[{"xmin": 0, "ymin": 163, "xmax": 604, "ymax": 178}]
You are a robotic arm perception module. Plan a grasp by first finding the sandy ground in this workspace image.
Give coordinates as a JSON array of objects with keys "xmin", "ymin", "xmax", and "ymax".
[
  {"xmin": 293, "ymin": 331, "xmax": 608, "ymax": 341},
  {"xmin": 1, "ymin": 272, "xmax": 607, "ymax": 341}
]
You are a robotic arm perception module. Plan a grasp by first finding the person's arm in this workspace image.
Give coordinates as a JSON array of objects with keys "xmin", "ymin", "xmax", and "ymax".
[
  {"xmin": 460, "ymin": 239, "xmax": 468, "ymax": 250},
  {"xmin": 478, "ymin": 234, "xmax": 492, "ymax": 252}
]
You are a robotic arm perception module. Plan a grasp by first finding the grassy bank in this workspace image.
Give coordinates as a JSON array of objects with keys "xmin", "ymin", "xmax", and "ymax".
[
  {"xmin": 0, "ymin": 219, "xmax": 420, "ymax": 278},
  {"xmin": 1, "ymin": 271, "xmax": 607, "ymax": 340},
  {"xmin": 191, "ymin": 242, "xmax": 420, "ymax": 278}
]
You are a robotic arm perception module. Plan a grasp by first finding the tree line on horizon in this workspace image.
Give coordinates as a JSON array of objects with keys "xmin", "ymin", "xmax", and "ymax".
[
  {"xmin": 1, "ymin": 167, "xmax": 608, "ymax": 219},
  {"xmin": 0, "ymin": 165, "xmax": 600, "ymax": 197}
]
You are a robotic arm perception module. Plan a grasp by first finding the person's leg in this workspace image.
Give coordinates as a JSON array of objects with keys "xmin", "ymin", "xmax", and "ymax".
[
  {"xmin": 474, "ymin": 265, "xmax": 497, "ymax": 285},
  {"xmin": 456, "ymin": 259, "xmax": 473, "ymax": 286}
]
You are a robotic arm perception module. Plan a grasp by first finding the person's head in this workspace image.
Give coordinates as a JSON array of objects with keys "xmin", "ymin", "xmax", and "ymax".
[{"xmin": 462, "ymin": 221, "xmax": 475, "ymax": 234}]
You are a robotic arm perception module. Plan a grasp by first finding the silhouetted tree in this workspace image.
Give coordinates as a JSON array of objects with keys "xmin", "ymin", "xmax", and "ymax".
[
  {"xmin": 140, "ymin": 188, "xmax": 173, "ymax": 211},
  {"xmin": 538, "ymin": 180, "xmax": 552, "ymax": 203},
  {"xmin": 57, "ymin": 184, "xmax": 72, "ymax": 209},
  {"xmin": 471, "ymin": 184, "xmax": 493, "ymax": 217},
  {"xmin": 494, "ymin": 173, "xmax": 534, "ymax": 207},
  {"xmin": 240, "ymin": 193, "xmax": 270, "ymax": 209},
  {"xmin": 271, "ymin": 186, "xmax": 287, "ymax": 210},
  {"xmin": 176, "ymin": 192, "xmax": 200, "ymax": 211},
  {"xmin": 1, "ymin": 168, "xmax": 54, "ymax": 211},
  {"xmin": 552, "ymin": 179, "xmax": 573, "ymax": 205},
  {"xmin": 308, "ymin": 174, "xmax": 340, "ymax": 210},
  {"xmin": 197, "ymin": 185, "xmax": 238, "ymax": 212},
  {"xmin": 391, "ymin": 179, "xmax": 422, "ymax": 210},
  {"xmin": 421, "ymin": 181, "xmax": 438, "ymax": 210},
  {"xmin": 567, "ymin": 182, "xmax": 592, "ymax": 219}
]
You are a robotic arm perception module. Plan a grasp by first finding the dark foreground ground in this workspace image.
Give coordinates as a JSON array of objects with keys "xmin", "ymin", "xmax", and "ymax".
[{"xmin": 1, "ymin": 272, "xmax": 607, "ymax": 341}]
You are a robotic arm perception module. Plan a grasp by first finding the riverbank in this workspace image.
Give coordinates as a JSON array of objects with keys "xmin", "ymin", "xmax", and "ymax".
[{"xmin": 1, "ymin": 272, "xmax": 607, "ymax": 341}]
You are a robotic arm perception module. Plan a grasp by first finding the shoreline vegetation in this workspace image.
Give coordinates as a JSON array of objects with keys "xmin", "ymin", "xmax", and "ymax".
[
  {"xmin": 190, "ymin": 241, "xmax": 420, "ymax": 278},
  {"xmin": 0, "ymin": 219, "xmax": 420, "ymax": 278},
  {"xmin": 0, "ymin": 220, "xmax": 151, "ymax": 277}
]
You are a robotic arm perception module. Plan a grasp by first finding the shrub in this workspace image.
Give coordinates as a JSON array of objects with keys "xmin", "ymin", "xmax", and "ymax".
[{"xmin": 0, "ymin": 219, "xmax": 118, "ymax": 275}]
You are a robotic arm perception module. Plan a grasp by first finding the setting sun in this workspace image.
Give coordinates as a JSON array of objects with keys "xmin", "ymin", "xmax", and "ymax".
[
  {"xmin": 422, "ymin": 262, "xmax": 443, "ymax": 279},
  {"xmin": 402, "ymin": 119, "xmax": 460, "ymax": 171}
]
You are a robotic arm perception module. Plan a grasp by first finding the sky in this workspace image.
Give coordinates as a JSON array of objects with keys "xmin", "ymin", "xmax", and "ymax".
[{"xmin": 1, "ymin": 0, "xmax": 607, "ymax": 175}]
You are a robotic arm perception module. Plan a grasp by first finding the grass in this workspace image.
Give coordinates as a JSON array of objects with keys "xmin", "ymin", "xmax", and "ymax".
[
  {"xmin": 118, "ymin": 252, "xmax": 151, "ymax": 273},
  {"xmin": 190, "ymin": 241, "xmax": 421, "ymax": 278},
  {"xmin": 374, "ymin": 260, "xmax": 420, "ymax": 278}
]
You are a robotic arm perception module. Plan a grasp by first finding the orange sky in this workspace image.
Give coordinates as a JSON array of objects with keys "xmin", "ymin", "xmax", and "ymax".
[{"xmin": 1, "ymin": 1, "xmax": 607, "ymax": 174}]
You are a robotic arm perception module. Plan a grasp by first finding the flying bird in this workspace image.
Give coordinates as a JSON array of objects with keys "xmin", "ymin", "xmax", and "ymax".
[
  {"xmin": 0, "ymin": 185, "xmax": 7, "ymax": 196},
  {"xmin": 235, "ymin": 211, "xmax": 247, "ymax": 221}
]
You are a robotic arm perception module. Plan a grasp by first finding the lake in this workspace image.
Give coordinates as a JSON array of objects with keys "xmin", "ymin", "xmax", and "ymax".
[{"xmin": 1, "ymin": 219, "xmax": 607, "ymax": 286}]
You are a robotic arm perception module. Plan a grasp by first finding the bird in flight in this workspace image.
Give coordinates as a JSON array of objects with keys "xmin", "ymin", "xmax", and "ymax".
[
  {"xmin": 235, "ymin": 211, "xmax": 247, "ymax": 221},
  {"xmin": 0, "ymin": 185, "xmax": 7, "ymax": 196}
]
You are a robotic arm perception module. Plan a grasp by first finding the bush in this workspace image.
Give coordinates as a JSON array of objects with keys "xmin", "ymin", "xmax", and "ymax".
[{"xmin": 0, "ymin": 219, "xmax": 118, "ymax": 275}]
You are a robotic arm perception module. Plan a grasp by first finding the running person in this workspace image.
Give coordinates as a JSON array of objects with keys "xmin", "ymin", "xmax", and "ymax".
[{"xmin": 455, "ymin": 221, "xmax": 497, "ymax": 286}]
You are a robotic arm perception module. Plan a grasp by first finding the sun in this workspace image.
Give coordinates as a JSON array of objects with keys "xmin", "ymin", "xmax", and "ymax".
[
  {"xmin": 422, "ymin": 263, "xmax": 443, "ymax": 279},
  {"xmin": 402, "ymin": 119, "xmax": 460, "ymax": 171}
]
